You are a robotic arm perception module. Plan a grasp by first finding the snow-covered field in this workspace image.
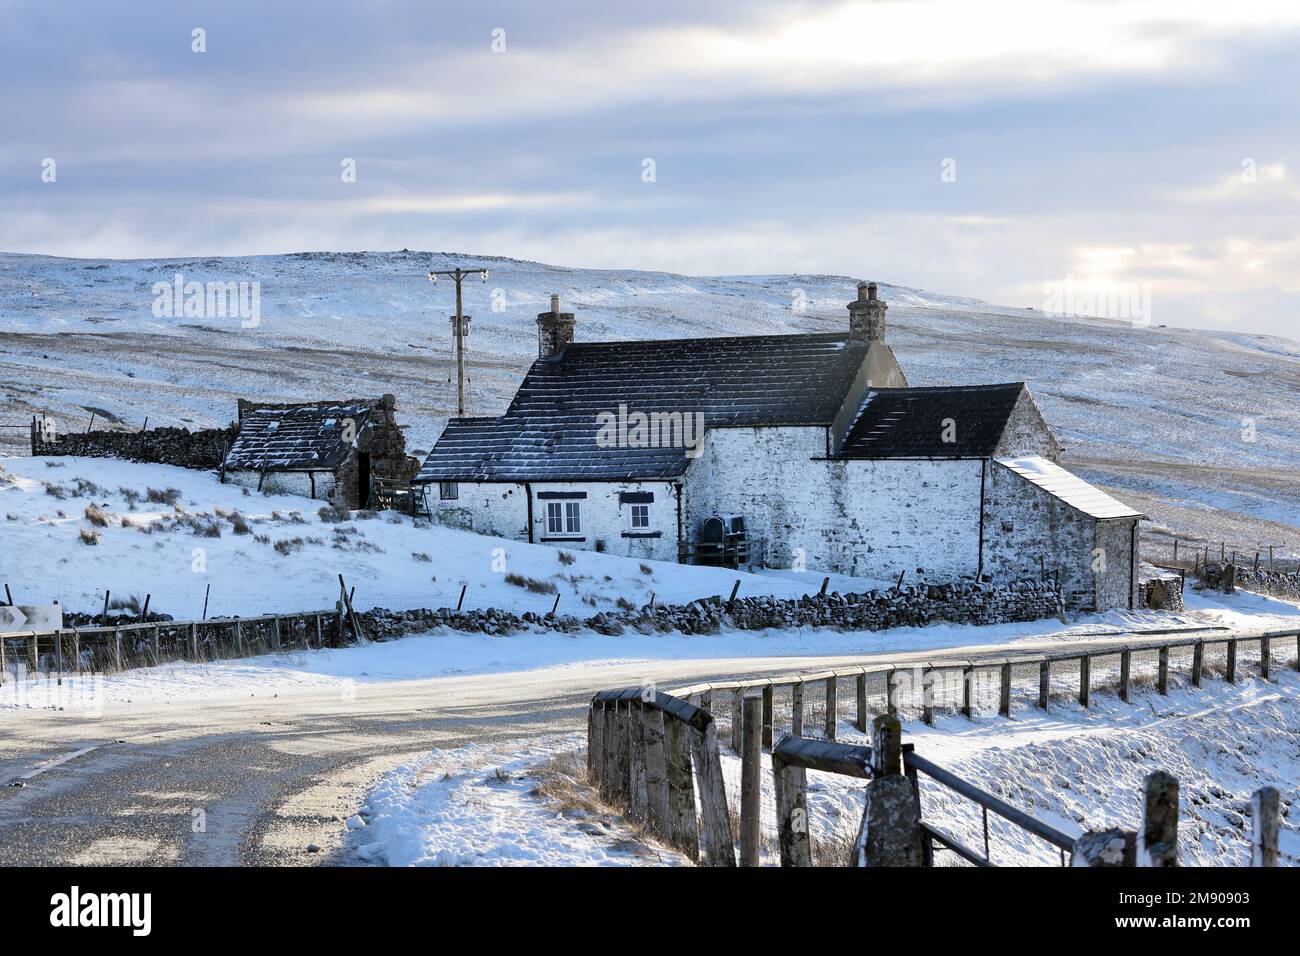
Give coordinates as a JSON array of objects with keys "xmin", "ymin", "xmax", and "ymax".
[
  {"xmin": 0, "ymin": 455, "xmax": 874, "ymax": 621},
  {"xmin": 351, "ymin": 735, "xmax": 688, "ymax": 866},
  {"xmin": 3, "ymin": 250, "xmax": 1298, "ymax": 557},
  {"xmin": 351, "ymin": 668, "xmax": 1299, "ymax": 867}
]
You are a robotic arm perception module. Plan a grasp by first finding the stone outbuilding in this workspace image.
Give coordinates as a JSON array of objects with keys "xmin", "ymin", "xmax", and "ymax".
[{"xmin": 221, "ymin": 395, "xmax": 412, "ymax": 507}]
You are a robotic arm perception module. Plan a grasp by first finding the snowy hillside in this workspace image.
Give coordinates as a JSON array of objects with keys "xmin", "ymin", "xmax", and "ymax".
[
  {"xmin": 0, "ymin": 456, "xmax": 874, "ymax": 620},
  {"xmin": 2, "ymin": 250, "xmax": 1298, "ymax": 553}
]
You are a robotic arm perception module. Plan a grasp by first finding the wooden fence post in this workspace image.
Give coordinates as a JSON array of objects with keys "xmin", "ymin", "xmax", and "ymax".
[
  {"xmin": 886, "ymin": 668, "xmax": 899, "ymax": 717},
  {"xmin": 587, "ymin": 701, "xmax": 603, "ymax": 785},
  {"xmin": 791, "ymin": 681, "xmax": 804, "ymax": 737},
  {"xmin": 1038, "ymin": 659, "xmax": 1051, "ymax": 710},
  {"xmin": 921, "ymin": 667, "xmax": 935, "ymax": 725},
  {"xmin": 1139, "ymin": 770, "xmax": 1179, "ymax": 867},
  {"xmin": 761, "ymin": 683, "xmax": 774, "ymax": 750},
  {"xmin": 1157, "ymin": 646, "xmax": 1169, "ymax": 695},
  {"xmin": 824, "ymin": 675, "xmax": 837, "ymax": 740},
  {"xmin": 740, "ymin": 693, "xmax": 763, "ymax": 867},
  {"xmin": 689, "ymin": 721, "xmax": 735, "ymax": 866},
  {"xmin": 961, "ymin": 665, "xmax": 974, "ymax": 720},
  {"xmin": 1226, "ymin": 639, "xmax": 1237, "ymax": 684},
  {"xmin": 1251, "ymin": 786, "xmax": 1280, "ymax": 867},
  {"xmin": 314, "ymin": 613, "xmax": 323, "ymax": 649},
  {"xmin": 627, "ymin": 701, "xmax": 649, "ymax": 823},
  {"xmin": 271, "ymin": 616, "xmax": 282, "ymax": 651},
  {"xmin": 1260, "ymin": 636, "xmax": 1271, "ymax": 679},
  {"xmin": 1119, "ymin": 650, "xmax": 1131, "ymax": 702},
  {"xmin": 611, "ymin": 702, "xmax": 630, "ymax": 803},
  {"xmin": 151, "ymin": 624, "xmax": 160, "ymax": 662},
  {"xmin": 772, "ymin": 751, "xmax": 812, "ymax": 867},
  {"xmin": 730, "ymin": 690, "xmax": 743, "ymax": 753},
  {"xmin": 189, "ymin": 622, "xmax": 198, "ymax": 660},
  {"xmin": 999, "ymin": 663, "xmax": 1012, "ymax": 718},
  {"xmin": 642, "ymin": 704, "xmax": 669, "ymax": 835},
  {"xmin": 855, "ymin": 671, "xmax": 868, "ymax": 732},
  {"xmin": 662, "ymin": 716, "xmax": 699, "ymax": 860},
  {"xmin": 113, "ymin": 629, "xmax": 122, "ymax": 670},
  {"xmin": 1191, "ymin": 641, "xmax": 1204, "ymax": 687},
  {"xmin": 601, "ymin": 702, "xmax": 620, "ymax": 801},
  {"xmin": 1078, "ymin": 656, "xmax": 1090, "ymax": 708}
]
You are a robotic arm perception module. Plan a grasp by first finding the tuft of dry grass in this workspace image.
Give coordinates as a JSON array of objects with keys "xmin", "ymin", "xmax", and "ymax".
[
  {"xmin": 557, "ymin": 550, "xmax": 576, "ymax": 566},
  {"xmin": 84, "ymin": 504, "xmax": 110, "ymax": 527},
  {"xmin": 145, "ymin": 486, "xmax": 181, "ymax": 506},
  {"xmin": 639, "ymin": 563, "xmax": 654, "ymax": 576},
  {"xmin": 78, "ymin": 528, "xmax": 100, "ymax": 546},
  {"xmin": 505, "ymin": 572, "xmax": 558, "ymax": 594}
]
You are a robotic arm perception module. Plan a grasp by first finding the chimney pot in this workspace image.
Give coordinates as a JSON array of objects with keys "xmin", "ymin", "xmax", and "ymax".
[
  {"xmin": 550, "ymin": 293, "xmax": 561, "ymax": 314},
  {"xmin": 847, "ymin": 279, "xmax": 887, "ymax": 341}
]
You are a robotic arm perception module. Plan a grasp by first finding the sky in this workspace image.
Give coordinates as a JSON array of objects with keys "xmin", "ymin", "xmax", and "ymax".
[{"xmin": 1, "ymin": 0, "xmax": 1298, "ymax": 337}]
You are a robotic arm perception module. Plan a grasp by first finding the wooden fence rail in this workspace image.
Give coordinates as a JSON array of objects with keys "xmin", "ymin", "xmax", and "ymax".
[
  {"xmin": 584, "ymin": 626, "xmax": 1300, "ymax": 866},
  {"xmin": 0, "ymin": 608, "xmax": 348, "ymax": 682},
  {"xmin": 667, "ymin": 627, "xmax": 1299, "ymax": 736}
]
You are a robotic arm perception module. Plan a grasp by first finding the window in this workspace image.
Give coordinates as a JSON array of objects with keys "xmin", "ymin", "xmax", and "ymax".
[
  {"xmin": 439, "ymin": 481, "xmax": 458, "ymax": 501},
  {"xmin": 546, "ymin": 500, "xmax": 582, "ymax": 535},
  {"xmin": 629, "ymin": 503, "xmax": 650, "ymax": 529}
]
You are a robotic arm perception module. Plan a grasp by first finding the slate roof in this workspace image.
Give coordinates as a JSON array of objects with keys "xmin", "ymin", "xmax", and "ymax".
[
  {"xmin": 416, "ymin": 333, "xmax": 872, "ymax": 482},
  {"xmin": 224, "ymin": 402, "xmax": 372, "ymax": 470},
  {"xmin": 836, "ymin": 383, "xmax": 1026, "ymax": 459},
  {"xmin": 996, "ymin": 456, "xmax": 1145, "ymax": 519}
]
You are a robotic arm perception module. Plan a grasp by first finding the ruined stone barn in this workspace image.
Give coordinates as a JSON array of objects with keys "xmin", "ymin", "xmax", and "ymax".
[
  {"xmin": 415, "ymin": 285, "xmax": 1143, "ymax": 611},
  {"xmin": 221, "ymin": 396, "xmax": 412, "ymax": 508}
]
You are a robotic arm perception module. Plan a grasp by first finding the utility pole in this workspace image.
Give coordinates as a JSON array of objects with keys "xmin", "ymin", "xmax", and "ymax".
[{"xmin": 428, "ymin": 265, "xmax": 489, "ymax": 417}]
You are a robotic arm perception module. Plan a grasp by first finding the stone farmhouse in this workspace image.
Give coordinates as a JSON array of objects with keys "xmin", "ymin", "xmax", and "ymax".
[
  {"xmin": 221, "ymin": 396, "xmax": 413, "ymax": 508},
  {"xmin": 415, "ymin": 286, "xmax": 1144, "ymax": 611}
]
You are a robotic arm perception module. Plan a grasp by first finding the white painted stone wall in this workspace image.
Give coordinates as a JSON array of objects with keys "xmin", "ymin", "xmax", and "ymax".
[
  {"xmin": 224, "ymin": 469, "xmax": 338, "ymax": 501},
  {"xmin": 426, "ymin": 479, "xmax": 679, "ymax": 562},
  {"xmin": 982, "ymin": 461, "xmax": 1095, "ymax": 609},
  {"xmin": 684, "ymin": 426, "xmax": 985, "ymax": 581},
  {"xmin": 994, "ymin": 389, "xmax": 1062, "ymax": 461},
  {"xmin": 1094, "ymin": 517, "xmax": 1139, "ymax": 611}
]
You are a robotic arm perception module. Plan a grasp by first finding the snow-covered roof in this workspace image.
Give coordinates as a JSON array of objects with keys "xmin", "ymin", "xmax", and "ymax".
[
  {"xmin": 224, "ymin": 401, "xmax": 374, "ymax": 470},
  {"xmin": 416, "ymin": 332, "xmax": 876, "ymax": 482},
  {"xmin": 995, "ymin": 456, "xmax": 1144, "ymax": 520}
]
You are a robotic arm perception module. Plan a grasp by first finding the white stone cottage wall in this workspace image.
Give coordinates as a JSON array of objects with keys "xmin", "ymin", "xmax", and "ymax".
[
  {"xmin": 981, "ymin": 461, "xmax": 1119, "ymax": 610},
  {"xmin": 427, "ymin": 479, "xmax": 679, "ymax": 562},
  {"xmin": 1094, "ymin": 517, "xmax": 1139, "ymax": 611},
  {"xmin": 684, "ymin": 426, "xmax": 985, "ymax": 582}
]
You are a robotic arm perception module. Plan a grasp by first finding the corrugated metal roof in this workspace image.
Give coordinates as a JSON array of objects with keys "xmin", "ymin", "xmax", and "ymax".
[
  {"xmin": 838, "ymin": 383, "xmax": 1026, "ymax": 459},
  {"xmin": 995, "ymin": 456, "xmax": 1144, "ymax": 520}
]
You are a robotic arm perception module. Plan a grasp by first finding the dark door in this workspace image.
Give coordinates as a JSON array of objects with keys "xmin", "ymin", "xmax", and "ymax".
[{"xmin": 357, "ymin": 452, "xmax": 371, "ymax": 508}]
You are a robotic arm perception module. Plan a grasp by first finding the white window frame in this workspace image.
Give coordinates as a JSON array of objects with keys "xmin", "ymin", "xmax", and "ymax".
[
  {"xmin": 628, "ymin": 503, "xmax": 650, "ymax": 530},
  {"xmin": 439, "ymin": 481, "xmax": 458, "ymax": 501},
  {"xmin": 564, "ymin": 500, "xmax": 582, "ymax": 534},
  {"xmin": 546, "ymin": 501, "xmax": 565, "ymax": 535}
]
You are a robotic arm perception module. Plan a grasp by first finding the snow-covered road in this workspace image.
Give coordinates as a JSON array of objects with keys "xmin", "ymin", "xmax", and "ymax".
[{"xmin": 3, "ymin": 627, "xmax": 1271, "ymax": 866}]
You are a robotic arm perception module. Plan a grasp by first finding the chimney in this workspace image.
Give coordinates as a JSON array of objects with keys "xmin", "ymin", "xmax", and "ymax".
[
  {"xmin": 536, "ymin": 293, "xmax": 576, "ymax": 359},
  {"xmin": 847, "ymin": 280, "xmax": 887, "ymax": 342}
]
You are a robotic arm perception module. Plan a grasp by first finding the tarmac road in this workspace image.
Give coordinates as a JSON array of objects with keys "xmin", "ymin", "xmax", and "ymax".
[{"xmin": 0, "ymin": 628, "xmax": 1249, "ymax": 866}]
